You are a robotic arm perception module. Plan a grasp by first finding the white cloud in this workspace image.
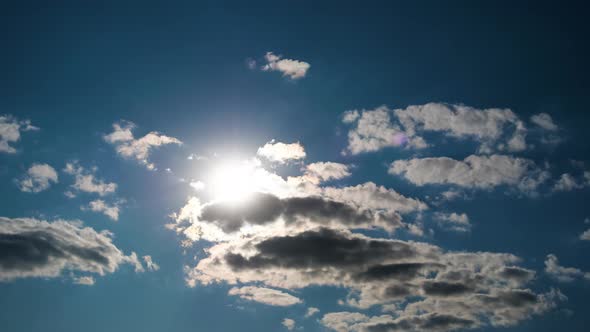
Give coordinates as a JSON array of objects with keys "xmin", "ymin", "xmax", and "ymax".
[
  {"xmin": 104, "ymin": 121, "xmax": 182, "ymax": 170},
  {"xmin": 64, "ymin": 162, "xmax": 117, "ymax": 197},
  {"xmin": 0, "ymin": 217, "xmax": 145, "ymax": 282},
  {"xmin": 304, "ymin": 162, "xmax": 351, "ymax": 183},
  {"xmin": 228, "ymin": 286, "xmax": 302, "ymax": 306},
  {"xmin": 257, "ymin": 140, "xmax": 306, "ymax": 163},
  {"xmin": 73, "ymin": 276, "xmax": 95, "ymax": 286},
  {"xmin": 282, "ymin": 318, "xmax": 296, "ymax": 330},
  {"xmin": 530, "ymin": 113, "xmax": 558, "ymax": 131},
  {"xmin": 0, "ymin": 115, "xmax": 38, "ymax": 153},
  {"xmin": 143, "ymin": 255, "xmax": 160, "ymax": 271},
  {"xmin": 305, "ymin": 307, "xmax": 320, "ymax": 318},
  {"xmin": 261, "ymin": 52, "xmax": 310, "ymax": 80},
  {"xmin": 17, "ymin": 163, "xmax": 58, "ymax": 193},
  {"xmin": 544, "ymin": 254, "xmax": 590, "ymax": 282},
  {"xmin": 552, "ymin": 173, "xmax": 588, "ymax": 192},
  {"xmin": 389, "ymin": 154, "xmax": 549, "ymax": 193},
  {"xmin": 342, "ymin": 103, "xmax": 533, "ymax": 155},
  {"xmin": 435, "ymin": 212, "xmax": 471, "ymax": 232},
  {"xmin": 580, "ymin": 229, "xmax": 590, "ymax": 241},
  {"xmin": 82, "ymin": 199, "xmax": 121, "ymax": 221}
]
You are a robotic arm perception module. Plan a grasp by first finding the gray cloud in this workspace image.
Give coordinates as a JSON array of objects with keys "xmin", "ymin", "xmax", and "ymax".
[{"xmin": 0, "ymin": 217, "xmax": 144, "ymax": 282}]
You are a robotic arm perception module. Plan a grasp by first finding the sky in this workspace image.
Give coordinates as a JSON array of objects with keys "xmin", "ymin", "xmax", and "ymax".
[{"xmin": 1, "ymin": 1, "xmax": 590, "ymax": 331}]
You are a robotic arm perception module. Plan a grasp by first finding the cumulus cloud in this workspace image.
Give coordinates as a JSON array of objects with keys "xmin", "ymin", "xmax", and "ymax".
[
  {"xmin": 16, "ymin": 163, "xmax": 58, "ymax": 193},
  {"xmin": 303, "ymin": 162, "xmax": 351, "ymax": 183},
  {"xmin": 184, "ymin": 226, "xmax": 558, "ymax": 329},
  {"xmin": 0, "ymin": 217, "xmax": 145, "ymax": 282},
  {"xmin": 104, "ymin": 121, "xmax": 182, "ymax": 170},
  {"xmin": 82, "ymin": 199, "xmax": 121, "ymax": 221},
  {"xmin": 282, "ymin": 318, "xmax": 296, "ymax": 330},
  {"xmin": 305, "ymin": 307, "xmax": 320, "ymax": 317},
  {"xmin": 434, "ymin": 212, "xmax": 471, "ymax": 232},
  {"xmin": 342, "ymin": 103, "xmax": 534, "ymax": 155},
  {"xmin": 0, "ymin": 115, "xmax": 38, "ymax": 153},
  {"xmin": 389, "ymin": 154, "xmax": 549, "ymax": 194},
  {"xmin": 552, "ymin": 173, "xmax": 589, "ymax": 192},
  {"xmin": 172, "ymin": 146, "xmax": 562, "ymax": 332},
  {"xmin": 530, "ymin": 113, "xmax": 558, "ymax": 131},
  {"xmin": 544, "ymin": 254, "xmax": 590, "ymax": 282},
  {"xmin": 228, "ymin": 286, "xmax": 302, "ymax": 306},
  {"xmin": 64, "ymin": 162, "xmax": 117, "ymax": 197},
  {"xmin": 142, "ymin": 255, "xmax": 160, "ymax": 271},
  {"xmin": 257, "ymin": 140, "xmax": 306, "ymax": 163},
  {"xmin": 73, "ymin": 276, "xmax": 96, "ymax": 285},
  {"xmin": 261, "ymin": 52, "xmax": 310, "ymax": 80}
]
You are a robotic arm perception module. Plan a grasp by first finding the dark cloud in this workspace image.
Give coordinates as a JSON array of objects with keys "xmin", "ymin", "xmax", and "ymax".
[
  {"xmin": 0, "ymin": 217, "xmax": 143, "ymax": 282},
  {"xmin": 422, "ymin": 281, "xmax": 473, "ymax": 297},
  {"xmin": 199, "ymin": 193, "xmax": 386, "ymax": 233},
  {"xmin": 365, "ymin": 313, "xmax": 476, "ymax": 332},
  {"xmin": 225, "ymin": 228, "xmax": 419, "ymax": 271}
]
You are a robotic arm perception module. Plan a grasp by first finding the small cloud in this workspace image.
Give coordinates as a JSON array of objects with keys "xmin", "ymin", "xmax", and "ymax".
[
  {"xmin": 16, "ymin": 163, "xmax": 58, "ymax": 193},
  {"xmin": 305, "ymin": 307, "xmax": 320, "ymax": 318},
  {"xmin": 228, "ymin": 286, "xmax": 302, "ymax": 306},
  {"xmin": 190, "ymin": 181, "xmax": 205, "ymax": 191},
  {"xmin": 544, "ymin": 254, "xmax": 590, "ymax": 282},
  {"xmin": 260, "ymin": 52, "xmax": 310, "ymax": 80},
  {"xmin": 82, "ymin": 199, "xmax": 121, "ymax": 221},
  {"xmin": 104, "ymin": 121, "xmax": 182, "ymax": 170},
  {"xmin": 530, "ymin": 113, "xmax": 558, "ymax": 131},
  {"xmin": 73, "ymin": 276, "xmax": 95, "ymax": 286},
  {"xmin": 257, "ymin": 140, "xmax": 306, "ymax": 164},
  {"xmin": 434, "ymin": 212, "xmax": 471, "ymax": 232},
  {"xmin": 282, "ymin": 318, "xmax": 296, "ymax": 331},
  {"xmin": 0, "ymin": 115, "xmax": 39, "ymax": 153},
  {"xmin": 64, "ymin": 162, "xmax": 117, "ymax": 197},
  {"xmin": 143, "ymin": 255, "xmax": 160, "ymax": 271}
]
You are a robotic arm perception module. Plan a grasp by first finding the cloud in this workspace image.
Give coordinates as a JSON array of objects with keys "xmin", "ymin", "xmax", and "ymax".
[
  {"xmin": 228, "ymin": 286, "xmax": 302, "ymax": 306},
  {"xmin": 580, "ymin": 229, "xmax": 590, "ymax": 241},
  {"xmin": 82, "ymin": 199, "xmax": 121, "ymax": 221},
  {"xmin": 73, "ymin": 276, "xmax": 95, "ymax": 286},
  {"xmin": 142, "ymin": 255, "xmax": 160, "ymax": 271},
  {"xmin": 261, "ymin": 52, "xmax": 310, "ymax": 80},
  {"xmin": 64, "ymin": 162, "xmax": 117, "ymax": 197},
  {"xmin": 530, "ymin": 113, "xmax": 558, "ymax": 131},
  {"xmin": 0, "ymin": 115, "xmax": 38, "ymax": 153},
  {"xmin": 342, "ymin": 103, "xmax": 534, "ymax": 155},
  {"xmin": 257, "ymin": 140, "xmax": 306, "ymax": 163},
  {"xmin": 434, "ymin": 213, "xmax": 471, "ymax": 232},
  {"xmin": 16, "ymin": 163, "xmax": 58, "ymax": 193},
  {"xmin": 552, "ymin": 173, "xmax": 589, "ymax": 192},
  {"xmin": 282, "ymin": 318, "xmax": 296, "ymax": 330},
  {"xmin": 305, "ymin": 307, "xmax": 320, "ymax": 318},
  {"xmin": 544, "ymin": 254, "xmax": 590, "ymax": 282},
  {"xmin": 303, "ymin": 162, "xmax": 351, "ymax": 183},
  {"xmin": 104, "ymin": 121, "xmax": 182, "ymax": 170},
  {"xmin": 389, "ymin": 154, "xmax": 549, "ymax": 193},
  {"xmin": 173, "ymin": 147, "xmax": 562, "ymax": 332},
  {"xmin": 184, "ymin": 226, "xmax": 555, "ymax": 328},
  {"xmin": 0, "ymin": 217, "xmax": 145, "ymax": 282}
]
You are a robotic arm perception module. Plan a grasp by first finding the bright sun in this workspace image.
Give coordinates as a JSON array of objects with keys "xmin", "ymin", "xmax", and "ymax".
[{"xmin": 209, "ymin": 161, "xmax": 256, "ymax": 202}]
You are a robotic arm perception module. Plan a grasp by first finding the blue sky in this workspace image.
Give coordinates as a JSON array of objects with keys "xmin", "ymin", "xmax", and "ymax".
[{"xmin": 1, "ymin": 1, "xmax": 590, "ymax": 331}]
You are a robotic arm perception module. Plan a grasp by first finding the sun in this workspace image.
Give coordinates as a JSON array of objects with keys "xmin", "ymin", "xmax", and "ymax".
[{"xmin": 209, "ymin": 161, "xmax": 257, "ymax": 202}]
